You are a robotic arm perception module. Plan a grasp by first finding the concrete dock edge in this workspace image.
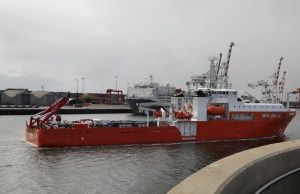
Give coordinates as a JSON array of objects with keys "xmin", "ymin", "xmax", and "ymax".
[{"xmin": 168, "ymin": 139, "xmax": 300, "ymax": 194}]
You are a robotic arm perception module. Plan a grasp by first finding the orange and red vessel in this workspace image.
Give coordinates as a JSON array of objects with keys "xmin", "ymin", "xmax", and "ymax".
[{"xmin": 26, "ymin": 88, "xmax": 296, "ymax": 147}]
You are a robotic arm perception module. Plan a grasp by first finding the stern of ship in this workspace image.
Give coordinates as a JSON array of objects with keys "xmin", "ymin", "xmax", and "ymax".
[{"xmin": 26, "ymin": 127, "xmax": 40, "ymax": 147}]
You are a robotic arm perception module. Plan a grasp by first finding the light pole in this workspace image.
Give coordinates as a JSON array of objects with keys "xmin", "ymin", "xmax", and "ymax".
[
  {"xmin": 127, "ymin": 83, "xmax": 130, "ymax": 96},
  {"xmin": 115, "ymin": 75, "xmax": 118, "ymax": 90},
  {"xmin": 82, "ymin": 78, "xmax": 85, "ymax": 94},
  {"xmin": 101, "ymin": 84, "xmax": 103, "ymax": 93},
  {"xmin": 75, "ymin": 79, "xmax": 79, "ymax": 93},
  {"xmin": 75, "ymin": 79, "xmax": 79, "ymax": 103}
]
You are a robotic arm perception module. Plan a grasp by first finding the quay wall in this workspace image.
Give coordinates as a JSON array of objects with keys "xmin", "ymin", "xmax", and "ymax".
[
  {"xmin": 0, "ymin": 105, "xmax": 132, "ymax": 115},
  {"xmin": 168, "ymin": 140, "xmax": 300, "ymax": 194}
]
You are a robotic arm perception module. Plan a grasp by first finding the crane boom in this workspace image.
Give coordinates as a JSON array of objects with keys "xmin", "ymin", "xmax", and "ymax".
[
  {"xmin": 224, "ymin": 42, "xmax": 235, "ymax": 77},
  {"xmin": 273, "ymin": 57, "xmax": 283, "ymax": 86},
  {"xmin": 27, "ymin": 97, "xmax": 69, "ymax": 128},
  {"xmin": 216, "ymin": 53, "xmax": 222, "ymax": 76}
]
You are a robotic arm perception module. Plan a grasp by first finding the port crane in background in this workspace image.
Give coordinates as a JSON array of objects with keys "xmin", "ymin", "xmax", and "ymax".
[
  {"xmin": 278, "ymin": 71, "xmax": 286, "ymax": 101},
  {"xmin": 248, "ymin": 57, "xmax": 286, "ymax": 103},
  {"xmin": 289, "ymin": 88, "xmax": 300, "ymax": 107}
]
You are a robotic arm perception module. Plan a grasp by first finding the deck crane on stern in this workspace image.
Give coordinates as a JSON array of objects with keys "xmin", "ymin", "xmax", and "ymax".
[{"xmin": 27, "ymin": 97, "xmax": 69, "ymax": 129}]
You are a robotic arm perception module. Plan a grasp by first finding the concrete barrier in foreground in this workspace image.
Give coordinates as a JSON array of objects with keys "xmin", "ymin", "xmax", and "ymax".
[{"xmin": 168, "ymin": 140, "xmax": 300, "ymax": 194}]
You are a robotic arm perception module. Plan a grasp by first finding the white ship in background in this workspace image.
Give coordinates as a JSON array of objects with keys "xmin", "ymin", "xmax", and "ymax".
[{"xmin": 127, "ymin": 74, "xmax": 176, "ymax": 114}]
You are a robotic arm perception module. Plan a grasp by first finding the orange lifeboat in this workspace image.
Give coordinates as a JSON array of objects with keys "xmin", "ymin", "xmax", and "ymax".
[
  {"xmin": 174, "ymin": 111, "xmax": 193, "ymax": 119},
  {"xmin": 207, "ymin": 105, "xmax": 226, "ymax": 115}
]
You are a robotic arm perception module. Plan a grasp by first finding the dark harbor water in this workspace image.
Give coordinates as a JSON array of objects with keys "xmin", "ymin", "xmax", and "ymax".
[{"xmin": 1, "ymin": 110, "xmax": 300, "ymax": 194}]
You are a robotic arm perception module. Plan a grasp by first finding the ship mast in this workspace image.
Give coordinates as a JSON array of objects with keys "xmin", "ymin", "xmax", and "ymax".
[{"xmin": 149, "ymin": 74, "xmax": 153, "ymax": 84}]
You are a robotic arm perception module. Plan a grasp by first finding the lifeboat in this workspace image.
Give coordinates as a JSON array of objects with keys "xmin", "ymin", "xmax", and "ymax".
[
  {"xmin": 207, "ymin": 105, "xmax": 226, "ymax": 115},
  {"xmin": 174, "ymin": 111, "xmax": 193, "ymax": 119}
]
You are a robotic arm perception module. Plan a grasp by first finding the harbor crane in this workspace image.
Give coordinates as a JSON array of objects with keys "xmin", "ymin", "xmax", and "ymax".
[{"xmin": 248, "ymin": 57, "xmax": 286, "ymax": 103}]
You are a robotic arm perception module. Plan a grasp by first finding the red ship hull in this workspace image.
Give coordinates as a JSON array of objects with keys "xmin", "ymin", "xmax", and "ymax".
[{"xmin": 26, "ymin": 113, "xmax": 295, "ymax": 147}]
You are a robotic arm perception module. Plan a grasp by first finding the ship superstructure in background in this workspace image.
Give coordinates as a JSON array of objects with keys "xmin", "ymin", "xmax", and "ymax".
[
  {"xmin": 127, "ymin": 74, "xmax": 176, "ymax": 114},
  {"xmin": 248, "ymin": 57, "xmax": 287, "ymax": 103}
]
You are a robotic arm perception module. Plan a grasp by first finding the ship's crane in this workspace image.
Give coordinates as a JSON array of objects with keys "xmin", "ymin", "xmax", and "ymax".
[
  {"xmin": 188, "ymin": 42, "xmax": 234, "ymax": 90},
  {"xmin": 224, "ymin": 42, "xmax": 235, "ymax": 77},
  {"xmin": 27, "ymin": 97, "xmax": 69, "ymax": 128},
  {"xmin": 216, "ymin": 53, "xmax": 222, "ymax": 77},
  {"xmin": 218, "ymin": 42, "xmax": 235, "ymax": 89},
  {"xmin": 273, "ymin": 57, "xmax": 283, "ymax": 86},
  {"xmin": 272, "ymin": 57, "xmax": 284, "ymax": 102}
]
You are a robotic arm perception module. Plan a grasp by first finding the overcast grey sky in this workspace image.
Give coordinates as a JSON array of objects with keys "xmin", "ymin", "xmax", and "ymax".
[{"xmin": 0, "ymin": 0, "xmax": 299, "ymax": 98}]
